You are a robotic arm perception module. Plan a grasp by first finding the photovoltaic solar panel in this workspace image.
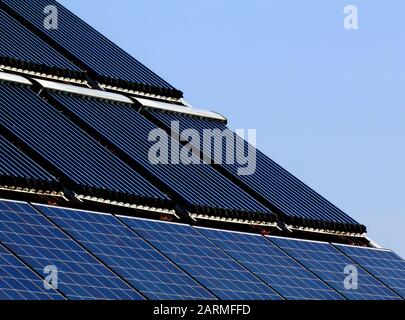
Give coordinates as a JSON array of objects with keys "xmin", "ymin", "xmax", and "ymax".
[
  {"xmin": 0, "ymin": 135, "xmax": 60, "ymax": 192},
  {"xmin": 269, "ymin": 237, "xmax": 401, "ymax": 300},
  {"xmin": 46, "ymin": 91, "xmax": 275, "ymax": 223},
  {"xmin": 36, "ymin": 205, "xmax": 216, "ymax": 300},
  {"xmin": 0, "ymin": 242, "xmax": 64, "ymax": 300},
  {"xmin": 335, "ymin": 244, "xmax": 405, "ymax": 299},
  {"xmin": 121, "ymin": 217, "xmax": 283, "ymax": 300},
  {"xmin": 0, "ymin": 199, "xmax": 143, "ymax": 300},
  {"xmin": 0, "ymin": 8, "xmax": 84, "ymax": 79},
  {"xmin": 0, "ymin": 82, "xmax": 170, "ymax": 209},
  {"xmin": 145, "ymin": 110, "xmax": 366, "ymax": 234},
  {"xmin": 2, "ymin": 0, "xmax": 182, "ymax": 98},
  {"xmin": 197, "ymin": 228, "xmax": 343, "ymax": 300}
]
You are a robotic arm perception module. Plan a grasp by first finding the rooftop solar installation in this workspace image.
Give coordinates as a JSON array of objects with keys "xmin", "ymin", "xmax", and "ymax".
[
  {"xmin": 1, "ymin": 0, "xmax": 182, "ymax": 98},
  {"xmin": 121, "ymin": 217, "xmax": 283, "ymax": 300},
  {"xmin": 0, "ymin": 0, "xmax": 403, "ymax": 302},
  {"xmin": 269, "ymin": 237, "xmax": 401, "ymax": 300},
  {"xmin": 0, "ymin": 242, "xmax": 64, "ymax": 300},
  {"xmin": 335, "ymin": 244, "xmax": 405, "ymax": 299},
  {"xmin": 36, "ymin": 205, "xmax": 216, "ymax": 300},
  {"xmin": 0, "ymin": 8, "xmax": 84, "ymax": 80},
  {"xmin": 0, "ymin": 199, "xmax": 143, "ymax": 300},
  {"xmin": 46, "ymin": 91, "xmax": 275, "ymax": 224},
  {"xmin": 197, "ymin": 228, "xmax": 343, "ymax": 300},
  {"xmin": 0, "ymin": 82, "xmax": 171, "ymax": 210},
  {"xmin": 0, "ymin": 135, "xmax": 60, "ymax": 193},
  {"xmin": 145, "ymin": 110, "xmax": 366, "ymax": 234}
]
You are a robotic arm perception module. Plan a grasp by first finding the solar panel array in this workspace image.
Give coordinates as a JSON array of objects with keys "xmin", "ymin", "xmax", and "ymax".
[
  {"xmin": 270, "ymin": 237, "xmax": 401, "ymax": 300},
  {"xmin": 1, "ymin": 0, "xmax": 182, "ymax": 98},
  {"xmin": 198, "ymin": 228, "xmax": 344, "ymax": 300},
  {"xmin": 335, "ymin": 244, "xmax": 405, "ymax": 299},
  {"xmin": 46, "ymin": 91, "xmax": 274, "ymax": 222},
  {"xmin": 145, "ymin": 110, "xmax": 366, "ymax": 234},
  {"xmin": 0, "ymin": 82, "xmax": 170, "ymax": 209},
  {"xmin": 0, "ymin": 8, "xmax": 84, "ymax": 80},
  {"xmin": 0, "ymin": 135, "xmax": 60, "ymax": 192},
  {"xmin": 0, "ymin": 200, "xmax": 144, "ymax": 300},
  {"xmin": 36, "ymin": 205, "xmax": 215, "ymax": 300},
  {"xmin": 0, "ymin": 200, "xmax": 402, "ymax": 300},
  {"xmin": 121, "ymin": 217, "xmax": 283, "ymax": 300}
]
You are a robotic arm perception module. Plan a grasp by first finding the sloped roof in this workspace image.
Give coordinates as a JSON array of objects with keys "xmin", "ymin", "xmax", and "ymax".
[{"xmin": 0, "ymin": 1, "xmax": 403, "ymax": 300}]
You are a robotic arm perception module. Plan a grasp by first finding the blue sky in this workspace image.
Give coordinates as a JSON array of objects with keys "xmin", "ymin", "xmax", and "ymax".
[{"xmin": 61, "ymin": 0, "xmax": 405, "ymax": 258}]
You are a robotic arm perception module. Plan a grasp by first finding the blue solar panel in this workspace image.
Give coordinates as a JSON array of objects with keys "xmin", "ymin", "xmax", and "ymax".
[
  {"xmin": 121, "ymin": 217, "xmax": 283, "ymax": 300},
  {"xmin": 335, "ymin": 244, "xmax": 405, "ymax": 299},
  {"xmin": 0, "ymin": 199, "xmax": 143, "ymax": 300},
  {"xmin": 270, "ymin": 237, "xmax": 401, "ymax": 300},
  {"xmin": 46, "ymin": 91, "xmax": 275, "ymax": 223},
  {"xmin": 0, "ymin": 82, "xmax": 170, "ymax": 209},
  {"xmin": 0, "ymin": 242, "xmax": 64, "ymax": 300},
  {"xmin": 0, "ymin": 135, "xmax": 60, "ymax": 191},
  {"xmin": 2, "ymin": 0, "xmax": 182, "ymax": 98},
  {"xmin": 0, "ymin": 8, "xmax": 83, "ymax": 79},
  {"xmin": 36, "ymin": 205, "xmax": 216, "ymax": 300},
  {"xmin": 197, "ymin": 228, "xmax": 343, "ymax": 300},
  {"xmin": 144, "ymin": 110, "xmax": 366, "ymax": 234}
]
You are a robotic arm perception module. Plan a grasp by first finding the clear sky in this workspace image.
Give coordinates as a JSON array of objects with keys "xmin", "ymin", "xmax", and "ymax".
[{"xmin": 60, "ymin": 0, "xmax": 405, "ymax": 258}]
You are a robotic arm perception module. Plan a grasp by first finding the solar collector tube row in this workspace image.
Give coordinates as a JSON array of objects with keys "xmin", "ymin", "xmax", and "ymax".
[
  {"xmin": 145, "ymin": 110, "xmax": 366, "ymax": 234},
  {"xmin": 0, "ymin": 135, "xmax": 61, "ymax": 193},
  {"xmin": 46, "ymin": 91, "xmax": 276, "ymax": 224},
  {"xmin": 1, "ymin": 0, "xmax": 182, "ymax": 98},
  {"xmin": 0, "ymin": 82, "xmax": 171, "ymax": 210},
  {"xmin": 147, "ymin": 111, "xmax": 360, "ymax": 227},
  {"xmin": 0, "ymin": 8, "xmax": 85, "ymax": 80}
]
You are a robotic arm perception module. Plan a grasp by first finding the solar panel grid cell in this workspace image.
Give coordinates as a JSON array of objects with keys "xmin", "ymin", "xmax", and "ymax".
[
  {"xmin": 335, "ymin": 244, "xmax": 405, "ymax": 299},
  {"xmin": 36, "ymin": 205, "xmax": 216, "ymax": 300},
  {"xmin": 121, "ymin": 217, "xmax": 283, "ymax": 300},
  {"xmin": 197, "ymin": 228, "xmax": 344, "ymax": 300},
  {"xmin": 0, "ymin": 243, "xmax": 64, "ymax": 300},
  {"xmin": 270, "ymin": 237, "xmax": 401, "ymax": 300},
  {"xmin": 46, "ymin": 91, "xmax": 275, "ymax": 222},
  {"xmin": 0, "ymin": 200, "xmax": 143, "ymax": 300},
  {"xmin": 0, "ymin": 83, "xmax": 170, "ymax": 208}
]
